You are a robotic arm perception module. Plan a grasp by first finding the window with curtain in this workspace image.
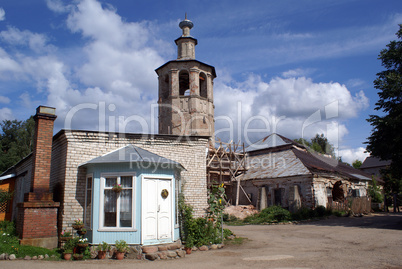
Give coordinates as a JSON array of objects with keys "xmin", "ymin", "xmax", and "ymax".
[{"xmin": 101, "ymin": 173, "xmax": 135, "ymax": 229}]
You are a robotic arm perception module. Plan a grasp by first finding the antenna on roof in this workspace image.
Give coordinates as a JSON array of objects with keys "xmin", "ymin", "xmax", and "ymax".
[{"xmin": 185, "ymin": 12, "xmax": 187, "ymax": 20}]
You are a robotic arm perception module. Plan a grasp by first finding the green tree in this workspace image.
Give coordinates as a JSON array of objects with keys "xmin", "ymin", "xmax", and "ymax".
[
  {"xmin": 352, "ymin": 159, "xmax": 362, "ymax": 169},
  {"xmin": 295, "ymin": 134, "xmax": 335, "ymax": 157},
  {"xmin": 366, "ymin": 24, "xmax": 402, "ymax": 196},
  {"xmin": 0, "ymin": 116, "xmax": 34, "ymax": 173}
]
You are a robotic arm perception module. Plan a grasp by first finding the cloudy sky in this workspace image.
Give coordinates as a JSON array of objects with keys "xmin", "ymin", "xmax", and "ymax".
[{"xmin": 0, "ymin": 0, "xmax": 401, "ymax": 164}]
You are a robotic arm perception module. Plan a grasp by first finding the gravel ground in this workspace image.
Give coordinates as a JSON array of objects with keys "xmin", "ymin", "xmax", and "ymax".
[{"xmin": 1, "ymin": 212, "xmax": 401, "ymax": 269}]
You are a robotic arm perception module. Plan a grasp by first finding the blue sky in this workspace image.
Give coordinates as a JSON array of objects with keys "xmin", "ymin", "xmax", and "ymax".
[{"xmin": 0, "ymin": 0, "xmax": 401, "ymax": 164}]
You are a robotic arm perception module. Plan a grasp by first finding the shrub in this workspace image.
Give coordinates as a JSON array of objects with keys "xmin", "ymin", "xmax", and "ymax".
[
  {"xmin": 291, "ymin": 207, "xmax": 312, "ymax": 221},
  {"xmin": 0, "ymin": 221, "xmax": 16, "ymax": 236},
  {"xmin": 314, "ymin": 205, "xmax": 326, "ymax": 217}
]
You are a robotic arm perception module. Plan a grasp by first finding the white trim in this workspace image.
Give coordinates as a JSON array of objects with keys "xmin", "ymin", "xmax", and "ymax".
[
  {"xmin": 0, "ymin": 174, "xmax": 15, "ymax": 181},
  {"xmin": 98, "ymin": 172, "xmax": 136, "ymax": 231},
  {"xmin": 141, "ymin": 174, "xmax": 174, "ymax": 245},
  {"xmin": 84, "ymin": 173, "xmax": 93, "ymax": 229}
]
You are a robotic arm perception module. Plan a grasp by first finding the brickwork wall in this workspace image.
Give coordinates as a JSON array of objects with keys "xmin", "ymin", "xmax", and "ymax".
[
  {"xmin": 17, "ymin": 206, "xmax": 58, "ymax": 238},
  {"xmin": 51, "ymin": 130, "xmax": 209, "ymax": 231},
  {"xmin": 30, "ymin": 115, "xmax": 56, "ymax": 194}
]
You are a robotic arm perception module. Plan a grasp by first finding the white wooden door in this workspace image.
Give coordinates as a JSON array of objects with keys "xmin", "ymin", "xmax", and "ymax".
[{"xmin": 142, "ymin": 177, "xmax": 172, "ymax": 244}]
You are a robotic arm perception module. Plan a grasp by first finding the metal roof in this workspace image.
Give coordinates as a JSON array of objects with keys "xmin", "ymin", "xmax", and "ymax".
[
  {"xmin": 243, "ymin": 149, "xmax": 311, "ymax": 180},
  {"xmin": 360, "ymin": 156, "xmax": 391, "ymax": 169},
  {"xmin": 80, "ymin": 145, "xmax": 185, "ymax": 170},
  {"xmin": 246, "ymin": 133, "xmax": 301, "ymax": 152},
  {"xmin": 244, "ymin": 133, "xmax": 372, "ymax": 181}
]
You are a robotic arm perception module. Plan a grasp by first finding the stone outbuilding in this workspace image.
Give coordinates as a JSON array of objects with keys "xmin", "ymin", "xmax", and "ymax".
[{"xmin": 240, "ymin": 133, "xmax": 371, "ymax": 211}]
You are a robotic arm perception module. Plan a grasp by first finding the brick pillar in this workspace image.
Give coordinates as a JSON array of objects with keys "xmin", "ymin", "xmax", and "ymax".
[{"xmin": 17, "ymin": 106, "xmax": 60, "ymax": 249}]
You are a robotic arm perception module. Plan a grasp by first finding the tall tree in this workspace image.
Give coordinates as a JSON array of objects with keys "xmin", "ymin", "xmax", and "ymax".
[
  {"xmin": 295, "ymin": 133, "xmax": 335, "ymax": 157},
  {"xmin": 366, "ymin": 25, "xmax": 402, "ymax": 196},
  {"xmin": 352, "ymin": 160, "xmax": 362, "ymax": 169},
  {"xmin": 0, "ymin": 116, "xmax": 35, "ymax": 174}
]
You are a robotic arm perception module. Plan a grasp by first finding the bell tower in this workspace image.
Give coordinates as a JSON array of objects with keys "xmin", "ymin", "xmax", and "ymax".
[{"xmin": 156, "ymin": 15, "xmax": 216, "ymax": 137}]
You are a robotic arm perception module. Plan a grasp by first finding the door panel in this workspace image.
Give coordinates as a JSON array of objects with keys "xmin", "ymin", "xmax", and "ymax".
[
  {"xmin": 142, "ymin": 178, "xmax": 158, "ymax": 241},
  {"xmin": 142, "ymin": 177, "xmax": 172, "ymax": 244},
  {"xmin": 157, "ymin": 179, "xmax": 172, "ymax": 239}
]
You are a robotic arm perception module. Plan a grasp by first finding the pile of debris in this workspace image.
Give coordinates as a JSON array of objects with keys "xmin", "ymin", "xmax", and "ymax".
[{"xmin": 224, "ymin": 205, "xmax": 258, "ymax": 220}]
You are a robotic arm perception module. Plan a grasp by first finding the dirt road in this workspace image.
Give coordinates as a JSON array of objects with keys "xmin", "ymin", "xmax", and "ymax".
[{"xmin": 1, "ymin": 213, "xmax": 401, "ymax": 269}]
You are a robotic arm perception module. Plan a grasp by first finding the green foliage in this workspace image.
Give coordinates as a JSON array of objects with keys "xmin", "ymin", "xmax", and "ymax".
[
  {"xmin": 96, "ymin": 241, "xmax": 110, "ymax": 251},
  {"xmin": 115, "ymin": 240, "xmax": 129, "ymax": 252},
  {"xmin": 295, "ymin": 134, "xmax": 335, "ymax": 157},
  {"xmin": 0, "ymin": 116, "xmax": 35, "ymax": 174},
  {"xmin": 314, "ymin": 205, "xmax": 327, "ymax": 217},
  {"xmin": 223, "ymin": 228, "xmax": 233, "ymax": 239},
  {"xmin": 0, "ymin": 220, "xmax": 17, "ymax": 236},
  {"xmin": 179, "ymin": 185, "xmax": 231, "ymax": 247},
  {"xmin": 366, "ymin": 24, "xmax": 402, "ymax": 194},
  {"xmin": 244, "ymin": 206, "xmax": 291, "ymax": 224},
  {"xmin": 0, "ymin": 230, "xmax": 59, "ymax": 258},
  {"xmin": 368, "ymin": 177, "xmax": 384, "ymax": 203},
  {"xmin": 352, "ymin": 160, "xmax": 362, "ymax": 169},
  {"xmin": 63, "ymin": 237, "xmax": 79, "ymax": 252}
]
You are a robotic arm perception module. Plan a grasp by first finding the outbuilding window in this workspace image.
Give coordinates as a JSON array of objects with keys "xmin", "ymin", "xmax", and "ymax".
[
  {"xmin": 100, "ymin": 173, "xmax": 136, "ymax": 230},
  {"xmin": 84, "ymin": 174, "xmax": 93, "ymax": 228}
]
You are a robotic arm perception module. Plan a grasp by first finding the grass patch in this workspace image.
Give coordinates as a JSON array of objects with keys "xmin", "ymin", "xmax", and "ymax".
[{"xmin": 0, "ymin": 221, "xmax": 61, "ymax": 259}]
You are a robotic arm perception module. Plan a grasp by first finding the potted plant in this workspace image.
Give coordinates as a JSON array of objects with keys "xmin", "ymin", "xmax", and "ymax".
[
  {"xmin": 96, "ymin": 241, "xmax": 110, "ymax": 259},
  {"xmin": 63, "ymin": 249, "xmax": 73, "ymax": 260},
  {"xmin": 112, "ymin": 184, "xmax": 122, "ymax": 193},
  {"xmin": 72, "ymin": 219, "xmax": 84, "ymax": 230},
  {"xmin": 114, "ymin": 240, "xmax": 128, "ymax": 260},
  {"xmin": 77, "ymin": 237, "xmax": 89, "ymax": 248},
  {"xmin": 73, "ymin": 253, "xmax": 84, "ymax": 260},
  {"xmin": 77, "ymin": 228, "xmax": 87, "ymax": 236},
  {"xmin": 184, "ymin": 235, "xmax": 194, "ymax": 254},
  {"xmin": 60, "ymin": 230, "xmax": 72, "ymax": 241}
]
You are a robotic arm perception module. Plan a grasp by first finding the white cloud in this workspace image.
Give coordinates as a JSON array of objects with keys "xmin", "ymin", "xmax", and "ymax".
[
  {"xmin": 0, "ymin": 107, "xmax": 13, "ymax": 121},
  {"xmin": 214, "ymin": 74, "xmax": 368, "ymax": 148},
  {"xmin": 0, "ymin": 8, "xmax": 5, "ymax": 21},
  {"xmin": 338, "ymin": 147, "xmax": 369, "ymax": 164},
  {"xmin": 282, "ymin": 68, "xmax": 315, "ymax": 78},
  {"xmin": 46, "ymin": 0, "xmax": 68, "ymax": 13},
  {"xmin": 0, "ymin": 96, "xmax": 10, "ymax": 104},
  {"xmin": 0, "ymin": 26, "xmax": 54, "ymax": 54},
  {"xmin": 0, "ymin": 48, "xmax": 21, "ymax": 74}
]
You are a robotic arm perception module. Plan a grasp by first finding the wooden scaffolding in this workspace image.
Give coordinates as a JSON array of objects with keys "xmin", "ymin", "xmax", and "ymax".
[{"xmin": 206, "ymin": 140, "xmax": 249, "ymax": 205}]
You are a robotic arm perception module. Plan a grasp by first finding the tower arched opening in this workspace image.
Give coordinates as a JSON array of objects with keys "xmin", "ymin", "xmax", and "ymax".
[
  {"xmin": 179, "ymin": 70, "xmax": 190, "ymax": 96},
  {"xmin": 199, "ymin": 72, "xmax": 207, "ymax": 98},
  {"xmin": 161, "ymin": 74, "xmax": 170, "ymax": 100}
]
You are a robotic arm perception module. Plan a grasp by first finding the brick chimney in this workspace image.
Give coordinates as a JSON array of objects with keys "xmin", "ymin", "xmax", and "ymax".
[{"xmin": 17, "ymin": 106, "xmax": 60, "ymax": 249}]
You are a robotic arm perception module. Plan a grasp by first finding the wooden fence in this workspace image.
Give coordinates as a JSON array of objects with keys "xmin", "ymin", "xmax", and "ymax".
[{"xmin": 328, "ymin": 196, "xmax": 371, "ymax": 215}]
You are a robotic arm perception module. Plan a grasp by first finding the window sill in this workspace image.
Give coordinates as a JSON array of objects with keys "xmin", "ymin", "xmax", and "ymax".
[{"xmin": 97, "ymin": 228, "xmax": 137, "ymax": 232}]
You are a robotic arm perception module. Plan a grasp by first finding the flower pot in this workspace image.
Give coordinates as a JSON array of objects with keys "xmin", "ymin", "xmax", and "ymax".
[
  {"xmin": 77, "ymin": 243, "xmax": 89, "ymax": 248},
  {"xmin": 60, "ymin": 236, "xmax": 72, "ymax": 241},
  {"xmin": 73, "ymin": 254, "xmax": 83, "ymax": 260},
  {"xmin": 98, "ymin": 250, "xmax": 107, "ymax": 260},
  {"xmin": 185, "ymin": 247, "xmax": 192, "ymax": 254},
  {"xmin": 63, "ymin": 253, "xmax": 72, "ymax": 260},
  {"xmin": 113, "ymin": 188, "xmax": 122, "ymax": 194},
  {"xmin": 115, "ymin": 251, "xmax": 125, "ymax": 260},
  {"xmin": 72, "ymin": 224, "xmax": 84, "ymax": 230},
  {"xmin": 77, "ymin": 230, "xmax": 87, "ymax": 236}
]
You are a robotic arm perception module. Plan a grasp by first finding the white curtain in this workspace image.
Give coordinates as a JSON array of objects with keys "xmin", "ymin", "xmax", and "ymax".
[{"xmin": 104, "ymin": 190, "xmax": 117, "ymax": 212}]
